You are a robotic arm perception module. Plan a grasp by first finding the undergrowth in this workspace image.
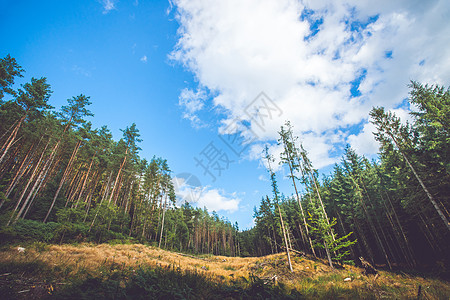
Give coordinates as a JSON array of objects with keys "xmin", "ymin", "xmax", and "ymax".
[{"xmin": 0, "ymin": 218, "xmax": 135, "ymax": 246}]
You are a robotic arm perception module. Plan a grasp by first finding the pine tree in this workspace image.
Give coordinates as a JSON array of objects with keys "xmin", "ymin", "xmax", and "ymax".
[
  {"xmin": 278, "ymin": 121, "xmax": 315, "ymax": 255},
  {"xmin": 264, "ymin": 145, "xmax": 293, "ymax": 272},
  {"xmin": 44, "ymin": 95, "xmax": 93, "ymax": 222},
  {"xmin": 0, "ymin": 77, "xmax": 52, "ymax": 165},
  {"xmin": 0, "ymin": 54, "xmax": 24, "ymax": 100},
  {"xmin": 370, "ymin": 107, "xmax": 450, "ymax": 232}
]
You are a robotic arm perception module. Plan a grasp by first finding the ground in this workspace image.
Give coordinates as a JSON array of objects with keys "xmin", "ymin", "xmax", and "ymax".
[{"xmin": 0, "ymin": 243, "xmax": 449, "ymax": 299}]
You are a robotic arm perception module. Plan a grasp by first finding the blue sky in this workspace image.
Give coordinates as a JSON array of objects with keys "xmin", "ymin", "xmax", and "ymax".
[{"xmin": 1, "ymin": 0, "xmax": 449, "ymax": 229}]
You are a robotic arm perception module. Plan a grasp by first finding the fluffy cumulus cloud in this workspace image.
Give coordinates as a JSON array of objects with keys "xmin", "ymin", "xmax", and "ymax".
[
  {"xmin": 347, "ymin": 122, "xmax": 379, "ymax": 156},
  {"xmin": 170, "ymin": 0, "xmax": 450, "ymax": 167},
  {"xmin": 173, "ymin": 175, "xmax": 240, "ymax": 212}
]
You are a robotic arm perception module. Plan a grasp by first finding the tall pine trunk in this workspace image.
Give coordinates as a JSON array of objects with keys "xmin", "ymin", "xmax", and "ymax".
[
  {"xmin": 0, "ymin": 112, "xmax": 27, "ymax": 165},
  {"xmin": 44, "ymin": 140, "xmax": 81, "ymax": 222},
  {"xmin": 6, "ymin": 139, "xmax": 49, "ymax": 225},
  {"xmin": 109, "ymin": 148, "xmax": 128, "ymax": 203},
  {"xmin": 278, "ymin": 203, "xmax": 293, "ymax": 272},
  {"xmin": 158, "ymin": 192, "xmax": 167, "ymax": 248}
]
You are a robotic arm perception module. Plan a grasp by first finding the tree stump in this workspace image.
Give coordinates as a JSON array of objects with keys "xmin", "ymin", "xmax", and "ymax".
[{"xmin": 359, "ymin": 257, "xmax": 378, "ymax": 275}]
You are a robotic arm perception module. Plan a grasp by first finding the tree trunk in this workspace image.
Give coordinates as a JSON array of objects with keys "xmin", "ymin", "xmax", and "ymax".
[
  {"xmin": 13, "ymin": 142, "xmax": 56, "ymax": 224},
  {"xmin": 3, "ymin": 140, "xmax": 37, "ymax": 201},
  {"xmin": 89, "ymin": 171, "xmax": 112, "ymax": 232},
  {"xmin": 83, "ymin": 173, "xmax": 99, "ymax": 222},
  {"xmin": 349, "ymin": 174, "xmax": 392, "ymax": 269},
  {"xmin": 159, "ymin": 192, "xmax": 168, "ymax": 248},
  {"xmin": 385, "ymin": 192, "xmax": 416, "ymax": 267},
  {"xmin": 353, "ymin": 218, "xmax": 375, "ymax": 264},
  {"xmin": 75, "ymin": 158, "xmax": 94, "ymax": 208},
  {"xmin": 278, "ymin": 204, "xmax": 293, "ymax": 272},
  {"xmin": 67, "ymin": 166, "xmax": 85, "ymax": 207},
  {"xmin": 283, "ymin": 141, "xmax": 315, "ymax": 255},
  {"xmin": 109, "ymin": 149, "xmax": 128, "ymax": 203},
  {"xmin": 44, "ymin": 140, "xmax": 81, "ymax": 222},
  {"xmin": 65, "ymin": 167, "xmax": 82, "ymax": 204},
  {"xmin": 324, "ymin": 240, "xmax": 334, "ymax": 268},
  {"xmin": 389, "ymin": 133, "xmax": 450, "ymax": 232},
  {"xmin": 6, "ymin": 139, "xmax": 49, "ymax": 225},
  {"xmin": 0, "ymin": 112, "xmax": 27, "ymax": 165}
]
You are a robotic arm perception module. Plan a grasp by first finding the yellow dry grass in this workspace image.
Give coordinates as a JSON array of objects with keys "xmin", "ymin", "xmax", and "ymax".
[
  {"xmin": 0, "ymin": 243, "xmax": 449, "ymax": 299},
  {"xmin": 0, "ymin": 243, "xmax": 260, "ymax": 280}
]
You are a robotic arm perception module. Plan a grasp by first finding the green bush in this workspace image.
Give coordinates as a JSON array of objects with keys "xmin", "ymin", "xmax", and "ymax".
[
  {"xmin": 0, "ymin": 219, "xmax": 59, "ymax": 243},
  {"xmin": 0, "ymin": 215, "xmax": 134, "ymax": 245},
  {"xmin": 54, "ymin": 222, "xmax": 90, "ymax": 243}
]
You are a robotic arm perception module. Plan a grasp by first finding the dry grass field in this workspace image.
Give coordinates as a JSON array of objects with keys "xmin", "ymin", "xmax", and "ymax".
[{"xmin": 0, "ymin": 243, "xmax": 449, "ymax": 299}]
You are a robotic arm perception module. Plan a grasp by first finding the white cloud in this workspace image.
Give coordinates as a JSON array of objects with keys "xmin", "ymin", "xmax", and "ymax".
[
  {"xmin": 347, "ymin": 122, "xmax": 379, "ymax": 156},
  {"xmin": 179, "ymin": 88, "xmax": 205, "ymax": 113},
  {"xmin": 171, "ymin": 0, "xmax": 450, "ymax": 168},
  {"xmin": 348, "ymin": 106, "xmax": 415, "ymax": 156},
  {"xmin": 140, "ymin": 55, "xmax": 148, "ymax": 63},
  {"xmin": 391, "ymin": 107, "xmax": 414, "ymax": 125},
  {"xmin": 178, "ymin": 88, "xmax": 207, "ymax": 128},
  {"xmin": 101, "ymin": 0, "xmax": 117, "ymax": 14},
  {"xmin": 172, "ymin": 175, "xmax": 240, "ymax": 212},
  {"xmin": 197, "ymin": 188, "xmax": 240, "ymax": 213},
  {"xmin": 172, "ymin": 175, "xmax": 203, "ymax": 204}
]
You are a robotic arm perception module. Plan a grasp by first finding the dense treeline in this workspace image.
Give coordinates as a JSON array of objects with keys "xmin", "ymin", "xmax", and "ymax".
[
  {"xmin": 241, "ymin": 83, "xmax": 449, "ymax": 272},
  {"xmin": 1, "ymin": 55, "xmax": 448, "ymax": 272},
  {"xmin": 0, "ymin": 55, "xmax": 239, "ymax": 256}
]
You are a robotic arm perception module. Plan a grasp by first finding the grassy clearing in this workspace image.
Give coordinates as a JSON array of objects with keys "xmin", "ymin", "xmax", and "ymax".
[{"xmin": 0, "ymin": 243, "xmax": 448, "ymax": 299}]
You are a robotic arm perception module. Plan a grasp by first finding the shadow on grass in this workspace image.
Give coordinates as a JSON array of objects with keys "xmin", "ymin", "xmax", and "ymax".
[{"xmin": 54, "ymin": 265, "xmax": 304, "ymax": 300}]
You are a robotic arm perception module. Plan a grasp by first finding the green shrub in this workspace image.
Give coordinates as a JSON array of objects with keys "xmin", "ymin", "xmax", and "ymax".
[
  {"xmin": 0, "ymin": 219, "xmax": 59, "ymax": 243},
  {"xmin": 31, "ymin": 241, "xmax": 50, "ymax": 252},
  {"xmin": 54, "ymin": 222, "xmax": 90, "ymax": 243}
]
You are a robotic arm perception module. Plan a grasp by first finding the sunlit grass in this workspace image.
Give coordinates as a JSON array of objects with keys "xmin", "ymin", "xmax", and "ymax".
[{"xmin": 0, "ymin": 243, "xmax": 449, "ymax": 299}]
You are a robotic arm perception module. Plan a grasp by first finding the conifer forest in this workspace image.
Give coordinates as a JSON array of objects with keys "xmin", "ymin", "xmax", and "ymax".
[
  {"xmin": 0, "ymin": 54, "xmax": 449, "ymax": 298},
  {"xmin": 1, "ymin": 54, "xmax": 448, "ymax": 269}
]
